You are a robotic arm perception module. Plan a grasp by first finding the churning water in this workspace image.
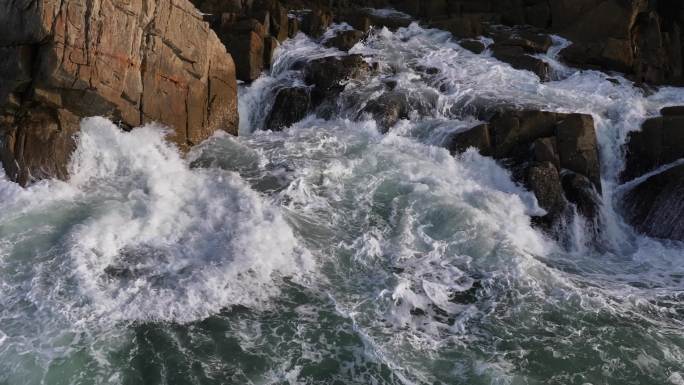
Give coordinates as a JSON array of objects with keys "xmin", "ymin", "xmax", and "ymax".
[{"xmin": 1, "ymin": 21, "xmax": 684, "ymax": 385}]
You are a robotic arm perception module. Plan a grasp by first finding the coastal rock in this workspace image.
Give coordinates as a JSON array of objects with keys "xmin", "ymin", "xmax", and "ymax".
[
  {"xmin": 324, "ymin": 29, "xmax": 365, "ymax": 51},
  {"xmin": 491, "ymin": 45, "xmax": 550, "ymax": 81},
  {"xmin": 448, "ymin": 109, "xmax": 603, "ymax": 229},
  {"xmin": 622, "ymin": 164, "xmax": 684, "ymax": 241},
  {"xmin": 555, "ymin": 114, "xmax": 602, "ymax": 192},
  {"xmin": 448, "ymin": 124, "xmax": 492, "ymax": 156},
  {"xmin": 216, "ymin": 18, "xmax": 266, "ymax": 82},
  {"xmin": 526, "ymin": 161, "xmax": 567, "ymax": 227},
  {"xmin": 305, "ymin": 54, "xmax": 372, "ymax": 102},
  {"xmin": 359, "ymin": 92, "xmax": 409, "ymax": 133},
  {"xmin": 0, "ymin": 0, "xmax": 239, "ymax": 185},
  {"xmin": 265, "ymin": 87, "xmax": 311, "ymax": 131},
  {"xmin": 622, "ymin": 112, "xmax": 684, "ymax": 182}
]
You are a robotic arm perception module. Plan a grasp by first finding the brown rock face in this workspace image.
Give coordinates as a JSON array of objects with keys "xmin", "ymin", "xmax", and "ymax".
[{"xmin": 0, "ymin": 0, "xmax": 239, "ymax": 185}]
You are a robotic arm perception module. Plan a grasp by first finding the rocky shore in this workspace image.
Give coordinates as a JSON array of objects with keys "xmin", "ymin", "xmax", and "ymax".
[{"xmin": 1, "ymin": 0, "xmax": 684, "ymax": 242}]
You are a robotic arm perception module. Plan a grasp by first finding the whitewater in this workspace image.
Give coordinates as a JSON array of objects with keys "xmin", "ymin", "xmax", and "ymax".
[{"xmin": 1, "ymin": 20, "xmax": 683, "ymax": 385}]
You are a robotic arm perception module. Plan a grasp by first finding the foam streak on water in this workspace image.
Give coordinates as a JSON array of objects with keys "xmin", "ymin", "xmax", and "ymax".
[{"xmin": 1, "ymin": 21, "xmax": 684, "ymax": 385}]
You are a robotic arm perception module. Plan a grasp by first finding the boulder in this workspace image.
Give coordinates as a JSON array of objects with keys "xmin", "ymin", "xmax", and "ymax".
[
  {"xmin": 448, "ymin": 109, "xmax": 603, "ymax": 230},
  {"xmin": 0, "ymin": 0, "xmax": 239, "ymax": 185},
  {"xmin": 555, "ymin": 114, "xmax": 602, "ymax": 192},
  {"xmin": 324, "ymin": 29, "xmax": 365, "ymax": 51},
  {"xmin": 491, "ymin": 45, "xmax": 550, "ymax": 81},
  {"xmin": 459, "ymin": 39, "xmax": 486, "ymax": 54},
  {"xmin": 448, "ymin": 124, "xmax": 492, "ymax": 156},
  {"xmin": 265, "ymin": 87, "xmax": 311, "ymax": 131},
  {"xmin": 216, "ymin": 18, "xmax": 266, "ymax": 81},
  {"xmin": 359, "ymin": 92, "xmax": 409, "ymax": 133},
  {"xmin": 622, "ymin": 164, "xmax": 684, "ymax": 241},
  {"xmin": 561, "ymin": 171, "xmax": 601, "ymax": 220},
  {"xmin": 622, "ymin": 113, "xmax": 684, "ymax": 182},
  {"xmin": 526, "ymin": 161, "xmax": 567, "ymax": 226},
  {"xmin": 301, "ymin": 7, "xmax": 333, "ymax": 37},
  {"xmin": 304, "ymin": 54, "xmax": 372, "ymax": 102},
  {"xmin": 533, "ymin": 137, "xmax": 560, "ymax": 169}
]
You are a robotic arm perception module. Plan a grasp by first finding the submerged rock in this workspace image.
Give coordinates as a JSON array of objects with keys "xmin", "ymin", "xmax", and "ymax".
[{"xmin": 623, "ymin": 164, "xmax": 684, "ymax": 241}]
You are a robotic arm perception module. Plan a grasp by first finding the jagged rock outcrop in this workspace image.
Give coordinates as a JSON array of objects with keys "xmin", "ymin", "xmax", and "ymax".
[
  {"xmin": 0, "ymin": 0, "xmax": 238, "ymax": 185},
  {"xmin": 448, "ymin": 110, "xmax": 602, "ymax": 230}
]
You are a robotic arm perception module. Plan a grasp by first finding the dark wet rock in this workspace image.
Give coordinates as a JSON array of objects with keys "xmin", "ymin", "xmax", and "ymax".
[
  {"xmin": 621, "ymin": 114, "xmax": 684, "ymax": 182},
  {"xmin": 288, "ymin": 14, "xmax": 301, "ymax": 37},
  {"xmin": 526, "ymin": 161, "xmax": 567, "ymax": 226},
  {"xmin": 429, "ymin": 15, "xmax": 488, "ymax": 39},
  {"xmin": 216, "ymin": 18, "xmax": 267, "ymax": 82},
  {"xmin": 448, "ymin": 124, "xmax": 492, "ymax": 156},
  {"xmin": 561, "ymin": 171, "xmax": 601, "ymax": 220},
  {"xmin": 359, "ymin": 92, "xmax": 409, "ymax": 133},
  {"xmin": 305, "ymin": 54, "xmax": 372, "ymax": 102},
  {"xmin": 622, "ymin": 164, "xmax": 684, "ymax": 241},
  {"xmin": 324, "ymin": 29, "xmax": 366, "ymax": 51},
  {"xmin": 489, "ymin": 28, "xmax": 553, "ymax": 54},
  {"xmin": 661, "ymin": 106, "xmax": 684, "ymax": 116},
  {"xmin": 265, "ymin": 87, "xmax": 311, "ymax": 131},
  {"xmin": 301, "ymin": 7, "xmax": 333, "ymax": 37},
  {"xmin": 491, "ymin": 45, "xmax": 550, "ymax": 81},
  {"xmin": 533, "ymin": 137, "xmax": 560, "ymax": 169},
  {"xmin": 555, "ymin": 114, "xmax": 602, "ymax": 192},
  {"xmin": 447, "ymin": 109, "xmax": 602, "ymax": 232},
  {"xmin": 264, "ymin": 35, "xmax": 280, "ymax": 67},
  {"xmin": 489, "ymin": 110, "xmax": 560, "ymax": 160},
  {"xmin": 459, "ymin": 39, "xmax": 486, "ymax": 54}
]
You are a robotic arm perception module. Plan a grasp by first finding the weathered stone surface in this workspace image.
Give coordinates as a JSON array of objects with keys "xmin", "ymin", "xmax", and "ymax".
[
  {"xmin": 491, "ymin": 45, "xmax": 550, "ymax": 81},
  {"xmin": 561, "ymin": 171, "xmax": 601, "ymax": 219},
  {"xmin": 533, "ymin": 137, "xmax": 560, "ymax": 169},
  {"xmin": 265, "ymin": 87, "xmax": 311, "ymax": 131},
  {"xmin": 305, "ymin": 54, "xmax": 371, "ymax": 102},
  {"xmin": 324, "ymin": 29, "xmax": 365, "ymax": 51},
  {"xmin": 0, "ymin": 0, "xmax": 239, "ymax": 185},
  {"xmin": 359, "ymin": 92, "xmax": 409, "ymax": 133},
  {"xmin": 448, "ymin": 109, "xmax": 603, "ymax": 228},
  {"xmin": 556, "ymin": 114, "xmax": 602, "ymax": 192},
  {"xmin": 301, "ymin": 7, "xmax": 333, "ymax": 37},
  {"xmin": 216, "ymin": 18, "xmax": 266, "ymax": 81},
  {"xmin": 459, "ymin": 39, "xmax": 485, "ymax": 54},
  {"xmin": 1, "ymin": 107, "xmax": 79, "ymax": 185},
  {"xmin": 622, "ymin": 163, "xmax": 684, "ymax": 241},
  {"xmin": 264, "ymin": 35, "xmax": 279, "ymax": 67},
  {"xmin": 448, "ymin": 124, "xmax": 492, "ymax": 156},
  {"xmin": 622, "ymin": 114, "xmax": 684, "ymax": 182},
  {"xmin": 383, "ymin": 0, "xmax": 684, "ymax": 86},
  {"xmin": 526, "ymin": 161, "xmax": 567, "ymax": 226}
]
